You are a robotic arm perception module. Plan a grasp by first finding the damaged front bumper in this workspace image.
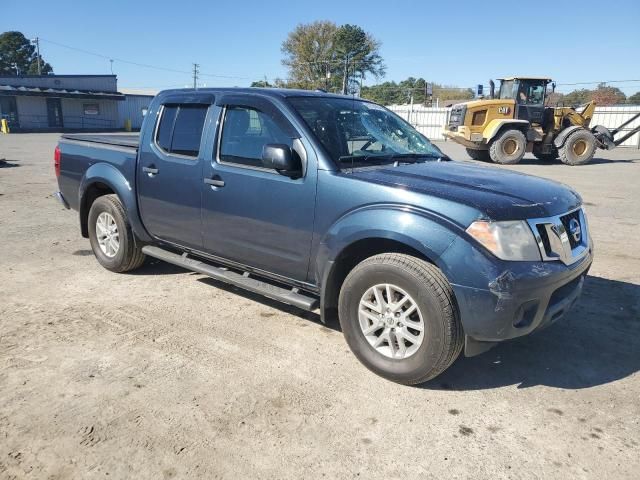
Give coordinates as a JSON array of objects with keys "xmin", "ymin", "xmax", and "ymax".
[{"xmin": 440, "ymin": 238, "xmax": 593, "ymax": 356}]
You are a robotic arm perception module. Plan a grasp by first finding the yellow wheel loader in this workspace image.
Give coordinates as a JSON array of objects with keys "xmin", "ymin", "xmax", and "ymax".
[{"xmin": 443, "ymin": 76, "xmax": 640, "ymax": 165}]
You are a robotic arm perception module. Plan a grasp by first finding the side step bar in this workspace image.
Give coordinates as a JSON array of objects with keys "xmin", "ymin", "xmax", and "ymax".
[{"xmin": 141, "ymin": 245, "xmax": 319, "ymax": 311}]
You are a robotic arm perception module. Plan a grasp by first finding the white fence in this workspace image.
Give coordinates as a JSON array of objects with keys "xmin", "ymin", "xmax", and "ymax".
[{"xmin": 388, "ymin": 104, "xmax": 640, "ymax": 148}]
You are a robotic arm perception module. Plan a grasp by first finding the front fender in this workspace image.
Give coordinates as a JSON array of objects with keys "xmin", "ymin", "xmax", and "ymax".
[
  {"xmin": 553, "ymin": 125, "xmax": 583, "ymax": 148},
  {"xmin": 316, "ymin": 205, "xmax": 461, "ymax": 284},
  {"xmin": 79, "ymin": 163, "xmax": 151, "ymax": 242},
  {"xmin": 484, "ymin": 119, "xmax": 530, "ymax": 142}
]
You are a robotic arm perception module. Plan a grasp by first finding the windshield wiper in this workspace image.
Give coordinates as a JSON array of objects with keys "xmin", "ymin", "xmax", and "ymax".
[{"xmin": 382, "ymin": 153, "xmax": 444, "ymax": 166}]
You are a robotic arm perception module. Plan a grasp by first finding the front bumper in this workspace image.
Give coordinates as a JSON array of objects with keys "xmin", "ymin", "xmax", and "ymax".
[{"xmin": 451, "ymin": 249, "xmax": 592, "ymax": 345}]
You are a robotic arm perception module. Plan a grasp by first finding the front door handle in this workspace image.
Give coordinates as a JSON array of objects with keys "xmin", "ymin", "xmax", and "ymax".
[
  {"xmin": 204, "ymin": 177, "xmax": 225, "ymax": 187},
  {"xmin": 143, "ymin": 166, "xmax": 159, "ymax": 176}
]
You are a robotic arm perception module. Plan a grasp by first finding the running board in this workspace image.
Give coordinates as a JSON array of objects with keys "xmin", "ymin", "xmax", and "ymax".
[{"xmin": 141, "ymin": 246, "xmax": 319, "ymax": 311}]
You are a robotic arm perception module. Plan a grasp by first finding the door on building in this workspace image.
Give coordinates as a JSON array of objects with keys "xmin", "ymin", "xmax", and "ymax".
[
  {"xmin": 0, "ymin": 97, "xmax": 19, "ymax": 129},
  {"xmin": 46, "ymin": 98, "xmax": 63, "ymax": 127}
]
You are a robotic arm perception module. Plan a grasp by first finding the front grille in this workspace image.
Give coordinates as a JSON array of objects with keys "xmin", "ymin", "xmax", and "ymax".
[
  {"xmin": 526, "ymin": 208, "xmax": 590, "ymax": 265},
  {"xmin": 448, "ymin": 105, "xmax": 466, "ymax": 130},
  {"xmin": 560, "ymin": 210, "xmax": 582, "ymax": 249}
]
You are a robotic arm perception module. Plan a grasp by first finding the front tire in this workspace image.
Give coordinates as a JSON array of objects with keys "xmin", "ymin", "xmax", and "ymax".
[
  {"xmin": 465, "ymin": 148, "xmax": 490, "ymax": 161},
  {"xmin": 338, "ymin": 253, "xmax": 463, "ymax": 385},
  {"xmin": 559, "ymin": 129, "xmax": 597, "ymax": 165},
  {"xmin": 489, "ymin": 129, "xmax": 527, "ymax": 164},
  {"xmin": 88, "ymin": 194, "xmax": 146, "ymax": 272}
]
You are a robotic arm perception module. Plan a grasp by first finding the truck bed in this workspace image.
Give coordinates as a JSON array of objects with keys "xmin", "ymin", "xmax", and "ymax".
[{"xmin": 61, "ymin": 133, "xmax": 140, "ymax": 150}]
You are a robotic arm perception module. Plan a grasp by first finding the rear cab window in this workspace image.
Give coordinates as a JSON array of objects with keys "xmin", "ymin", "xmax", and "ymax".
[{"xmin": 155, "ymin": 104, "xmax": 208, "ymax": 157}]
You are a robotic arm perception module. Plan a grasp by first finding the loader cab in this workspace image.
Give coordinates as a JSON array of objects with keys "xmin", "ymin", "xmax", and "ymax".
[{"xmin": 498, "ymin": 77, "xmax": 551, "ymax": 125}]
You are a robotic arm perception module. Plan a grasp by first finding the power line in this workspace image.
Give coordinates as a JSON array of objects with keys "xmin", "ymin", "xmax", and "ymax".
[{"xmin": 38, "ymin": 37, "xmax": 252, "ymax": 80}]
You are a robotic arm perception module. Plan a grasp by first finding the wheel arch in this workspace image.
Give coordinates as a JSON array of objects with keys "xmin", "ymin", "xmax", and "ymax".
[
  {"xmin": 319, "ymin": 237, "xmax": 443, "ymax": 326},
  {"xmin": 79, "ymin": 163, "xmax": 151, "ymax": 241},
  {"xmin": 484, "ymin": 119, "xmax": 530, "ymax": 143},
  {"xmin": 553, "ymin": 125, "xmax": 584, "ymax": 148}
]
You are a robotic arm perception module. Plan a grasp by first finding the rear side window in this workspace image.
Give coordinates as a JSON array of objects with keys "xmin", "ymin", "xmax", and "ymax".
[
  {"xmin": 156, "ymin": 106, "xmax": 177, "ymax": 151},
  {"xmin": 155, "ymin": 105, "xmax": 208, "ymax": 157}
]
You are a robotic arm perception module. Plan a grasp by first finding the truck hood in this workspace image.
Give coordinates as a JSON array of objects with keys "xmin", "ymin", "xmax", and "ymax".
[{"xmin": 348, "ymin": 161, "xmax": 582, "ymax": 220}]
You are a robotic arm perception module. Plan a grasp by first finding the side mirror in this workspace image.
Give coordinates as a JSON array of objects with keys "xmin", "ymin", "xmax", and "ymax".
[{"xmin": 262, "ymin": 144, "xmax": 301, "ymax": 177}]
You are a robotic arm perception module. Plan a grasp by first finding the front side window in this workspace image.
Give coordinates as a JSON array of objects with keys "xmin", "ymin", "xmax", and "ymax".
[
  {"xmin": 219, "ymin": 106, "xmax": 292, "ymax": 168},
  {"xmin": 288, "ymin": 96, "xmax": 442, "ymax": 169},
  {"xmin": 155, "ymin": 105, "xmax": 208, "ymax": 157},
  {"xmin": 517, "ymin": 81, "xmax": 546, "ymax": 105}
]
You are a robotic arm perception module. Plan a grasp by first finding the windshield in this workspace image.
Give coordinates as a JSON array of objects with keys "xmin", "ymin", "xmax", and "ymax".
[{"xmin": 288, "ymin": 96, "xmax": 443, "ymax": 169}]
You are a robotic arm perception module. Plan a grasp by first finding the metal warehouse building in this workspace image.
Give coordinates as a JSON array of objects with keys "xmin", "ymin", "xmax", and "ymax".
[{"xmin": 0, "ymin": 75, "xmax": 154, "ymax": 132}]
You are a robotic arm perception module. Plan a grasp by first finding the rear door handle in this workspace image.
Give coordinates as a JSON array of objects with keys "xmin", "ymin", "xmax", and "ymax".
[
  {"xmin": 204, "ymin": 177, "xmax": 225, "ymax": 187},
  {"xmin": 143, "ymin": 166, "xmax": 159, "ymax": 175}
]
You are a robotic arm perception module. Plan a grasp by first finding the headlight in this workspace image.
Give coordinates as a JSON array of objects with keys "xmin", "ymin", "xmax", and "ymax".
[{"xmin": 466, "ymin": 220, "xmax": 541, "ymax": 261}]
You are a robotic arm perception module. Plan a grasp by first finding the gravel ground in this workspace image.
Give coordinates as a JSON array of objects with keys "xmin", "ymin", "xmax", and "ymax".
[{"xmin": 1, "ymin": 133, "xmax": 639, "ymax": 480}]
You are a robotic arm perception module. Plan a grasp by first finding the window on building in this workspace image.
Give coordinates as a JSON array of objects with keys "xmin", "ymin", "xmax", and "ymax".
[
  {"xmin": 83, "ymin": 103, "xmax": 100, "ymax": 115},
  {"xmin": 219, "ymin": 106, "xmax": 292, "ymax": 168},
  {"xmin": 155, "ymin": 105, "xmax": 207, "ymax": 157}
]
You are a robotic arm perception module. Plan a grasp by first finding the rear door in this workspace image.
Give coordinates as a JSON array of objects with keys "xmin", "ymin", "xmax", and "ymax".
[
  {"xmin": 201, "ymin": 94, "xmax": 317, "ymax": 282},
  {"xmin": 137, "ymin": 94, "xmax": 213, "ymax": 249}
]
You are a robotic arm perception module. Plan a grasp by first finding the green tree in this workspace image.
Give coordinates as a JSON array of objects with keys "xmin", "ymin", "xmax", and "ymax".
[
  {"xmin": 0, "ymin": 31, "xmax": 53, "ymax": 75},
  {"xmin": 562, "ymin": 89, "xmax": 592, "ymax": 106},
  {"xmin": 250, "ymin": 80, "xmax": 272, "ymax": 88},
  {"xmin": 281, "ymin": 21, "xmax": 338, "ymax": 90},
  {"xmin": 280, "ymin": 21, "xmax": 385, "ymax": 93},
  {"xmin": 628, "ymin": 91, "xmax": 640, "ymax": 105},
  {"xmin": 361, "ymin": 78, "xmax": 473, "ymax": 106},
  {"xmin": 333, "ymin": 24, "xmax": 385, "ymax": 94}
]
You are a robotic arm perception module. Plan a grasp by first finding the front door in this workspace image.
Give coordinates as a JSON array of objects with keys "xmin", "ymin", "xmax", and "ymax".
[
  {"xmin": 46, "ymin": 98, "xmax": 63, "ymax": 127},
  {"xmin": 201, "ymin": 96, "xmax": 317, "ymax": 282},
  {"xmin": 137, "ymin": 101, "xmax": 210, "ymax": 249}
]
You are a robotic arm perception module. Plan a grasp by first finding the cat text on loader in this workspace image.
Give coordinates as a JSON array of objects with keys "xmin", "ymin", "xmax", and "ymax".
[{"xmin": 443, "ymin": 76, "xmax": 640, "ymax": 165}]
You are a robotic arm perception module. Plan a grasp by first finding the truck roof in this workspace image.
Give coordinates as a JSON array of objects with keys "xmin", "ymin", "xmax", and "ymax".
[{"xmin": 156, "ymin": 87, "xmax": 363, "ymax": 101}]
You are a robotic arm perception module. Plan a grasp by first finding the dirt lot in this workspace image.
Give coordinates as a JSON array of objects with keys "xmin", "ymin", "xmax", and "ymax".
[{"xmin": 1, "ymin": 133, "xmax": 639, "ymax": 479}]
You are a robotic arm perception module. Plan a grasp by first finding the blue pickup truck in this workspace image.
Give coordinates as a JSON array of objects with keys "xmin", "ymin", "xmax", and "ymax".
[{"xmin": 55, "ymin": 88, "xmax": 593, "ymax": 384}]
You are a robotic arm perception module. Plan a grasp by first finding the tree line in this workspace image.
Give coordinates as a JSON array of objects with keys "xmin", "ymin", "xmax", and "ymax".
[{"xmin": 549, "ymin": 84, "xmax": 639, "ymax": 106}]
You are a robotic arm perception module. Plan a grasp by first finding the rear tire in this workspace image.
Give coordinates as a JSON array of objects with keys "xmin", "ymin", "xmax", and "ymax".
[
  {"xmin": 559, "ymin": 129, "xmax": 597, "ymax": 165},
  {"xmin": 489, "ymin": 129, "xmax": 527, "ymax": 164},
  {"xmin": 338, "ymin": 253, "xmax": 463, "ymax": 385},
  {"xmin": 88, "ymin": 194, "xmax": 146, "ymax": 273},
  {"xmin": 465, "ymin": 148, "xmax": 490, "ymax": 161}
]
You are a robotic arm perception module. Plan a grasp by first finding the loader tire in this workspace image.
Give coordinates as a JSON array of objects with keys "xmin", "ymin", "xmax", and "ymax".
[
  {"xmin": 489, "ymin": 129, "xmax": 526, "ymax": 164},
  {"xmin": 465, "ymin": 148, "xmax": 490, "ymax": 161},
  {"xmin": 559, "ymin": 129, "xmax": 597, "ymax": 165}
]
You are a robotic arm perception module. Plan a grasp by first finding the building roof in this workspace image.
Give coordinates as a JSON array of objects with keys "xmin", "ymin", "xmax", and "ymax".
[
  {"xmin": 119, "ymin": 88, "xmax": 158, "ymax": 97},
  {"xmin": 0, "ymin": 84, "xmax": 125, "ymax": 101}
]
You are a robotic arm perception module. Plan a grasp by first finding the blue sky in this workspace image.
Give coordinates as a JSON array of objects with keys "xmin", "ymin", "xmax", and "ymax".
[{"xmin": 5, "ymin": 0, "xmax": 640, "ymax": 94}]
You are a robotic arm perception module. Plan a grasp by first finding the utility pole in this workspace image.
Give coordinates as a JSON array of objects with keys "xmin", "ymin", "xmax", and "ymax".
[
  {"xmin": 109, "ymin": 59, "xmax": 114, "ymax": 75},
  {"xmin": 342, "ymin": 56, "xmax": 349, "ymax": 95},
  {"xmin": 192, "ymin": 63, "xmax": 200, "ymax": 89},
  {"xmin": 31, "ymin": 37, "xmax": 42, "ymax": 75}
]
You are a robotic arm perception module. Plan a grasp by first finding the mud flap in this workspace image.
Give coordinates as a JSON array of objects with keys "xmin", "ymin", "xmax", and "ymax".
[{"xmin": 464, "ymin": 336, "xmax": 497, "ymax": 357}]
